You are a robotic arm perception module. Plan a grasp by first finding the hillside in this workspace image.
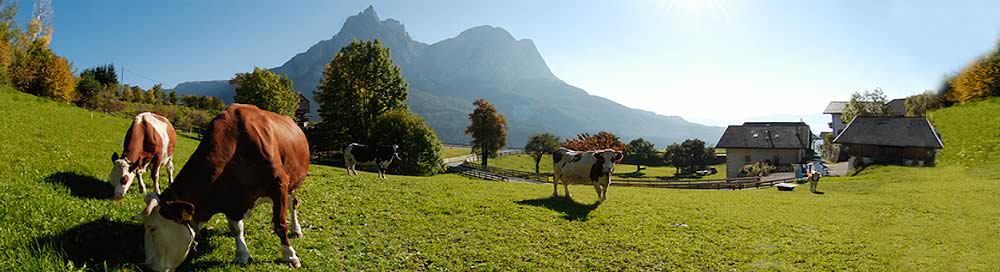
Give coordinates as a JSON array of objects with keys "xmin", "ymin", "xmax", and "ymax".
[
  {"xmin": 2, "ymin": 88, "xmax": 998, "ymax": 271},
  {"xmin": 173, "ymin": 6, "xmax": 723, "ymax": 147}
]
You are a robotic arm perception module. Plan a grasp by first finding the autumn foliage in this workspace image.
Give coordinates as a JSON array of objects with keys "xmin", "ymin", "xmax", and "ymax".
[
  {"xmin": 562, "ymin": 131, "xmax": 625, "ymax": 151},
  {"xmin": 949, "ymin": 51, "xmax": 1000, "ymax": 103}
]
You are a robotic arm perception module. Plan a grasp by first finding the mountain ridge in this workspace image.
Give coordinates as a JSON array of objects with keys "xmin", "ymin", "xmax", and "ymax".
[{"xmin": 172, "ymin": 6, "xmax": 724, "ymax": 147}]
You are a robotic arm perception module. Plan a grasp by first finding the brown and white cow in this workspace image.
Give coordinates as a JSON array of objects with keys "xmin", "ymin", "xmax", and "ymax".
[
  {"xmin": 139, "ymin": 104, "xmax": 309, "ymax": 271},
  {"xmin": 551, "ymin": 148, "xmax": 624, "ymax": 203},
  {"xmin": 109, "ymin": 112, "xmax": 176, "ymax": 200}
]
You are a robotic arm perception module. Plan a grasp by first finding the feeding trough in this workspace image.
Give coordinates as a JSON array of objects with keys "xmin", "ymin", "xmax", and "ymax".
[{"xmin": 775, "ymin": 183, "xmax": 798, "ymax": 191}]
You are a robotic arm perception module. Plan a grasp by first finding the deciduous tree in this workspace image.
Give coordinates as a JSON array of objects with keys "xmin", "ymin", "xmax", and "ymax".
[
  {"xmin": 231, "ymin": 67, "xmax": 298, "ymax": 117},
  {"xmin": 315, "ymin": 39, "xmax": 408, "ymax": 148},
  {"xmin": 623, "ymin": 138, "xmax": 659, "ymax": 172},
  {"xmin": 524, "ymin": 133, "xmax": 561, "ymax": 174},
  {"xmin": 465, "ymin": 99, "xmax": 507, "ymax": 167},
  {"xmin": 562, "ymin": 131, "xmax": 625, "ymax": 151},
  {"xmin": 842, "ymin": 88, "xmax": 894, "ymax": 124}
]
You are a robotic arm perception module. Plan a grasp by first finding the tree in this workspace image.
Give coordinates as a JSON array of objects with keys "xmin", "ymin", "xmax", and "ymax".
[
  {"xmin": 315, "ymin": 39, "xmax": 408, "ymax": 148},
  {"xmin": 623, "ymin": 138, "xmax": 659, "ymax": 172},
  {"xmin": 904, "ymin": 91, "xmax": 942, "ymax": 117},
  {"xmin": 149, "ymin": 83, "xmax": 165, "ymax": 105},
  {"xmin": 372, "ymin": 110, "xmax": 444, "ymax": 176},
  {"xmin": 950, "ymin": 50, "xmax": 1000, "ymax": 103},
  {"xmin": 167, "ymin": 90, "xmax": 178, "ymax": 105},
  {"xmin": 75, "ymin": 75, "xmax": 101, "ymax": 108},
  {"xmin": 230, "ymin": 67, "xmax": 298, "ymax": 117},
  {"xmin": 562, "ymin": 131, "xmax": 625, "ymax": 151},
  {"xmin": 524, "ymin": 133, "xmax": 561, "ymax": 174},
  {"xmin": 664, "ymin": 139, "xmax": 714, "ymax": 175},
  {"xmin": 842, "ymin": 88, "xmax": 894, "ymax": 124},
  {"xmin": 465, "ymin": 99, "xmax": 507, "ymax": 167},
  {"xmin": 0, "ymin": 1, "xmax": 15, "ymax": 86},
  {"xmin": 80, "ymin": 64, "xmax": 117, "ymax": 86},
  {"xmin": 11, "ymin": 39, "xmax": 76, "ymax": 102}
]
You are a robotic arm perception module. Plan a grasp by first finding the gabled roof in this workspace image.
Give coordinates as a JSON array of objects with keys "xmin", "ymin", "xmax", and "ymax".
[
  {"xmin": 832, "ymin": 117, "xmax": 943, "ymax": 149},
  {"xmin": 823, "ymin": 101, "xmax": 848, "ymax": 114},
  {"xmin": 716, "ymin": 122, "xmax": 812, "ymax": 149},
  {"xmin": 887, "ymin": 98, "xmax": 906, "ymax": 116}
]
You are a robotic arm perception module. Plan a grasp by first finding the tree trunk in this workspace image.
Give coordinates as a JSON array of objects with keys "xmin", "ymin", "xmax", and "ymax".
[
  {"xmin": 636, "ymin": 164, "xmax": 641, "ymax": 172},
  {"xmin": 481, "ymin": 146, "xmax": 489, "ymax": 167},
  {"xmin": 535, "ymin": 160, "xmax": 540, "ymax": 174}
]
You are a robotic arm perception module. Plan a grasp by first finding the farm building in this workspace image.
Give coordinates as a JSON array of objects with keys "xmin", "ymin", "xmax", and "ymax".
[
  {"xmin": 823, "ymin": 101, "xmax": 849, "ymax": 136},
  {"xmin": 716, "ymin": 122, "xmax": 815, "ymax": 179},
  {"xmin": 832, "ymin": 116, "xmax": 943, "ymax": 166}
]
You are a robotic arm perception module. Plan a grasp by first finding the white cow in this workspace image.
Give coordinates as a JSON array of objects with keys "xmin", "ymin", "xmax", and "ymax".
[
  {"xmin": 109, "ymin": 112, "xmax": 176, "ymax": 200},
  {"xmin": 551, "ymin": 148, "xmax": 624, "ymax": 203}
]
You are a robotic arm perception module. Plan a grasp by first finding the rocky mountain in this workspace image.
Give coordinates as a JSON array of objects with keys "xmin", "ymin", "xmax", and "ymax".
[{"xmin": 172, "ymin": 6, "xmax": 723, "ymax": 147}]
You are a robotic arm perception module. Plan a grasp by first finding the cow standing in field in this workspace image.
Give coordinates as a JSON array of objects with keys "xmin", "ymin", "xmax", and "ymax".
[
  {"xmin": 343, "ymin": 143, "xmax": 401, "ymax": 178},
  {"xmin": 109, "ymin": 112, "xmax": 176, "ymax": 200},
  {"xmin": 551, "ymin": 148, "xmax": 624, "ymax": 203},
  {"xmin": 139, "ymin": 104, "xmax": 309, "ymax": 271}
]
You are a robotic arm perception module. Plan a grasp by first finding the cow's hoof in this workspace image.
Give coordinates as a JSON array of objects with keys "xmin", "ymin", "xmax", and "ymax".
[
  {"xmin": 233, "ymin": 254, "xmax": 252, "ymax": 265},
  {"xmin": 281, "ymin": 257, "xmax": 302, "ymax": 268},
  {"xmin": 289, "ymin": 231, "xmax": 304, "ymax": 239}
]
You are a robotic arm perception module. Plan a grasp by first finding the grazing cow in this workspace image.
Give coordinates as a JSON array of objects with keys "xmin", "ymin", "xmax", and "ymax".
[
  {"xmin": 343, "ymin": 143, "xmax": 401, "ymax": 178},
  {"xmin": 109, "ymin": 112, "xmax": 176, "ymax": 200},
  {"xmin": 551, "ymin": 148, "xmax": 624, "ymax": 203},
  {"xmin": 139, "ymin": 104, "xmax": 309, "ymax": 271}
]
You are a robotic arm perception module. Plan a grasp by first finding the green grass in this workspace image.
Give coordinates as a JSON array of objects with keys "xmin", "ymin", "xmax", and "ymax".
[
  {"xmin": 440, "ymin": 146, "xmax": 472, "ymax": 159},
  {"xmin": 490, "ymin": 154, "xmax": 726, "ymax": 180},
  {"xmin": 930, "ymin": 97, "xmax": 1000, "ymax": 178},
  {"xmin": 2, "ymin": 87, "xmax": 1000, "ymax": 271}
]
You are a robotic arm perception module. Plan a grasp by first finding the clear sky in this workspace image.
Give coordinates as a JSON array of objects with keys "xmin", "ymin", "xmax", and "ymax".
[{"xmin": 30, "ymin": 0, "xmax": 1000, "ymax": 133}]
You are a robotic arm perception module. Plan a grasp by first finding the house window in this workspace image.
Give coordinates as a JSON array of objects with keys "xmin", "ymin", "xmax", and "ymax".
[{"xmin": 744, "ymin": 155, "xmax": 751, "ymax": 163}]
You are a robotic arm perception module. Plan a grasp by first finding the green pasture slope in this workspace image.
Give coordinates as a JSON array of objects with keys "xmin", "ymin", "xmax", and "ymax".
[{"xmin": 1, "ymin": 87, "xmax": 999, "ymax": 271}]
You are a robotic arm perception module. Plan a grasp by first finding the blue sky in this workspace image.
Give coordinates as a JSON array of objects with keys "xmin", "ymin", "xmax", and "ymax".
[{"xmin": 28, "ymin": 0, "xmax": 1000, "ymax": 133}]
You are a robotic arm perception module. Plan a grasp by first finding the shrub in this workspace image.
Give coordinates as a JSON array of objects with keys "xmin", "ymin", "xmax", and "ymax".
[
  {"xmin": 740, "ymin": 161, "xmax": 775, "ymax": 177},
  {"xmin": 373, "ymin": 110, "xmax": 444, "ymax": 176}
]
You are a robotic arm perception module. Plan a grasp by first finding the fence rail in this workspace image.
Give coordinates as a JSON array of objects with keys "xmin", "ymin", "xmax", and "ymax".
[{"xmin": 461, "ymin": 162, "xmax": 551, "ymax": 183}]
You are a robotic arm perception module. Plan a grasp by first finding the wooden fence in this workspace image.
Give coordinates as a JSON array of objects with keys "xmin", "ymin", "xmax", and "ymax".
[{"xmin": 460, "ymin": 162, "xmax": 551, "ymax": 183}]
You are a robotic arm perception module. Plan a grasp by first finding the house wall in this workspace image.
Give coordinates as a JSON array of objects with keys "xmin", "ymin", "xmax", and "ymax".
[
  {"xmin": 830, "ymin": 113, "xmax": 846, "ymax": 136},
  {"xmin": 725, "ymin": 148, "xmax": 807, "ymax": 178},
  {"xmin": 844, "ymin": 144, "xmax": 937, "ymax": 161}
]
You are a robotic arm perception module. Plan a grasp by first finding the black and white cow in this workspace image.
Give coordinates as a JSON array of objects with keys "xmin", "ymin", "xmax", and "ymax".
[
  {"xmin": 551, "ymin": 148, "xmax": 624, "ymax": 203},
  {"xmin": 343, "ymin": 143, "xmax": 401, "ymax": 178}
]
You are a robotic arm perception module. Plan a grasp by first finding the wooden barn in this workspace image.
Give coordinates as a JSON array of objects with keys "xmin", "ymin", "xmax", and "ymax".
[{"xmin": 832, "ymin": 116, "xmax": 943, "ymax": 165}]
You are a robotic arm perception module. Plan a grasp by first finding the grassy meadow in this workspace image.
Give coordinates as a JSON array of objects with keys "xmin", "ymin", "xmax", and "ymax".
[
  {"xmin": 1, "ymin": 87, "xmax": 999, "ymax": 271},
  {"xmin": 439, "ymin": 146, "xmax": 472, "ymax": 159}
]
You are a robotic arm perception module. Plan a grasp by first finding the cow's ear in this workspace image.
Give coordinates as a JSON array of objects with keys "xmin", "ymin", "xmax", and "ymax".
[
  {"xmin": 159, "ymin": 201, "xmax": 195, "ymax": 225},
  {"xmin": 614, "ymin": 151, "xmax": 624, "ymax": 162},
  {"xmin": 112, "ymin": 152, "xmax": 119, "ymax": 162}
]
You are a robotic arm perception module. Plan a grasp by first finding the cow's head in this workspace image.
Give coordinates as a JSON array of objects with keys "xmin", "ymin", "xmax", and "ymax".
[
  {"xmin": 593, "ymin": 150, "xmax": 624, "ymax": 174},
  {"xmin": 109, "ymin": 152, "xmax": 138, "ymax": 200},
  {"xmin": 392, "ymin": 145, "xmax": 402, "ymax": 161},
  {"xmin": 141, "ymin": 193, "xmax": 195, "ymax": 272}
]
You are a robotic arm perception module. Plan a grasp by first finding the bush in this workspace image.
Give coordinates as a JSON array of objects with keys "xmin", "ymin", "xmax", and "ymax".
[
  {"xmin": 739, "ymin": 161, "xmax": 775, "ymax": 177},
  {"xmin": 950, "ymin": 53, "xmax": 1000, "ymax": 103},
  {"xmin": 372, "ymin": 110, "xmax": 444, "ymax": 176}
]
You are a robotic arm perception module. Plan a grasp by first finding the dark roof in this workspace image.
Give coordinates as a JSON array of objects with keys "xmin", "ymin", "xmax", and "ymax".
[
  {"xmin": 832, "ymin": 117, "xmax": 943, "ymax": 148},
  {"xmin": 716, "ymin": 122, "xmax": 813, "ymax": 149},
  {"xmin": 823, "ymin": 101, "xmax": 848, "ymax": 114},
  {"xmin": 887, "ymin": 98, "xmax": 906, "ymax": 116}
]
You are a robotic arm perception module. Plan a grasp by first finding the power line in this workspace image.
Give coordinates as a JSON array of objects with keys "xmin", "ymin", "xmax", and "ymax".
[{"xmin": 122, "ymin": 67, "xmax": 162, "ymax": 86}]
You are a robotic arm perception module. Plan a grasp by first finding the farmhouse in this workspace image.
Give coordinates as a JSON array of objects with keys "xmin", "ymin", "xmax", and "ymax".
[
  {"xmin": 716, "ymin": 122, "xmax": 814, "ymax": 179},
  {"xmin": 823, "ymin": 101, "xmax": 849, "ymax": 136},
  {"xmin": 832, "ymin": 116, "xmax": 943, "ymax": 166}
]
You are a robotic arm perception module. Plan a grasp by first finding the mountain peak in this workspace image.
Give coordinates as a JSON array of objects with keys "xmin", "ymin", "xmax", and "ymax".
[
  {"xmin": 458, "ymin": 25, "xmax": 515, "ymax": 41},
  {"xmin": 361, "ymin": 5, "xmax": 379, "ymax": 21}
]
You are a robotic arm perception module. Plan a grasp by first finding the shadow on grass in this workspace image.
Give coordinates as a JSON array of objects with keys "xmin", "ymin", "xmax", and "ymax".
[
  {"xmin": 31, "ymin": 217, "xmax": 228, "ymax": 271},
  {"xmin": 44, "ymin": 171, "xmax": 113, "ymax": 200},
  {"xmin": 32, "ymin": 217, "xmax": 144, "ymax": 270},
  {"xmin": 515, "ymin": 196, "xmax": 599, "ymax": 221}
]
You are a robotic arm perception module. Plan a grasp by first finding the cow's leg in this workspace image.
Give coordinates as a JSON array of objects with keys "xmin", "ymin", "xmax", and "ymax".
[
  {"xmin": 149, "ymin": 158, "xmax": 162, "ymax": 194},
  {"xmin": 166, "ymin": 156, "xmax": 175, "ymax": 184},
  {"xmin": 563, "ymin": 180, "xmax": 572, "ymax": 198},
  {"xmin": 136, "ymin": 171, "xmax": 147, "ymax": 194},
  {"xmin": 592, "ymin": 183, "xmax": 603, "ymax": 203},
  {"xmin": 601, "ymin": 185, "xmax": 609, "ymax": 202},
  {"xmin": 289, "ymin": 190, "xmax": 303, "ymax": 238},
  {"xmin": 552, "ymin": 174, "xmax": 560, "ymax": 197},
  {"xmin": 270, "ymin": 174, "xmax": 301, "ymax": 268},
  {"xmin": 228, "ymin": 218, "xmax": 252, "ymax": 264}
]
